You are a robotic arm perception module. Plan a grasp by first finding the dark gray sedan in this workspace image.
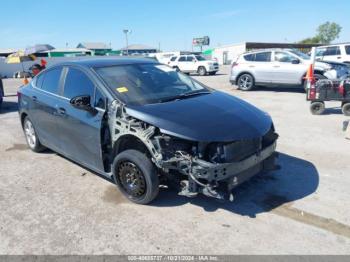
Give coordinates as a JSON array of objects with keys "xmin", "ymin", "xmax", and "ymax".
[{"xmin": 18, "ymin": 58, "xmax": 278, "ymax": 204}]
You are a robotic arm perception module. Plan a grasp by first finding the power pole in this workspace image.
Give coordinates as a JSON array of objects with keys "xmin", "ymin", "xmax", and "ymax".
[{"xmin": 123, "ymin": 29, "xmax": 131, "ymax": 56}]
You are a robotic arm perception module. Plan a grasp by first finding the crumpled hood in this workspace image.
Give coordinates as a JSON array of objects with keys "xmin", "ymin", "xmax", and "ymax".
[{"xmin": 125, "ymin": 91, "xmax": 272, "ymax": 142}]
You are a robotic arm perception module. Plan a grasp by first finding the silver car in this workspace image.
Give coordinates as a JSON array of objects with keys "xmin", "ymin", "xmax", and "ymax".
[{"xmin": 230, "ymin": 49, "xmax": 349, "ymax": 91}]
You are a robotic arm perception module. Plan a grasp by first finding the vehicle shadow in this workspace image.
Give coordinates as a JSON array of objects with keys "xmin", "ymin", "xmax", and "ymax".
[
  {"xmin": 321, "ymin": 107, "xmax": 343, "ymax": 115},
  {"xmin": 244, "ymin": 85, "xmax": 305, "ymax": 93},
  {"xmin": 152, "ymin": 153, "xmax": 319, "ymax": 217},
  {"xmin": 0, "ymin": 101, "xmax": 18, "ymax": 113}
]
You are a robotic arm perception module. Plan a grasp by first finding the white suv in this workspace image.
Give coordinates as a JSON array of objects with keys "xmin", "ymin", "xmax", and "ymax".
[
  {"xmin": 168, "ymin": 54, "xmax": 219, "ymax": 76},
  {"xmin": 230, "ymin": 49, "xmax": 349, "ymax": 91},
  {"xmin": 316, "ymin": 43, "xmax": 350, "ymax": 64}
]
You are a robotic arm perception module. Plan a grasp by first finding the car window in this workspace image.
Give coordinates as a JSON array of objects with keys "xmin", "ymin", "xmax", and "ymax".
[
  {"xmin": 255, "ymin": 52, "xmax": 271, "ymax": 62},
  {"xmin": 170, "ymin": 56, "xmax": 177, "ymax": 61},
  {"xmin": 63, "ymin": 68, "xmax": 95, "ymax": 99},
  {"xmin": 345, "ymin": 45, "xmax": 350, "ymax": 55},
  {"xmin": 316, "ymin": 48, "xmax": 326, "ymax": 56},
  {"xmin": 41, "ymin": 68, "xmax": 62, "ymax": 94},
  {"xmin": 178, "ymin": 56, "xmax": 186, "ymax": 62},
  {"xmin": 324, "ymin": 46, "xmax": 341, "ymax": 56},
  {"xmin": 244, "ymin": 54, "xmax": 255, "ymax": 61},
  {"xmin": 94, "ymin": 88, "xmax": 105, "ymax": 109},
  {"xmin": 35, "ymin": 73, "xmax": 44, "ymax": 88},
  {"xmin": 275, "ymin": 52, "xmax": 296, "ymax": 63},
  {"xmin": 187, "ymin": 56, "xmax": 194, "ymax": 62}
]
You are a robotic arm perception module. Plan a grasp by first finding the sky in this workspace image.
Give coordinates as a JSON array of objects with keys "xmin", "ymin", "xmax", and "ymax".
[{"xmin": 0, "ymin": 0, "xmax": 349, "ymax": 51}]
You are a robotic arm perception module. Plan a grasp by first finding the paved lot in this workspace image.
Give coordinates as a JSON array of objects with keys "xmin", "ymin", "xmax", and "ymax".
[{"xmin": 1, "ymin": 67, "xmax": 350, "ymax": 254}]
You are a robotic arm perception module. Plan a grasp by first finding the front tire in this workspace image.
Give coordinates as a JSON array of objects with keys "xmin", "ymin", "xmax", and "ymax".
[
  {"xmin": 198, "ymin": 66, "xmax": 207, "ymax": 76},
  {"xmin": 23, "ymin": 116, "xmax": 46, "ymax": 152},
  {"xmin": 310, "ymin": 102, "xmax": 325, "ymax": 115},
  {"xmin": 237, "ymin": 73, "xmax": 254, "ymax": 91},
  {"xmin": 112, "ymin": 149, "xmax": 159, "ymax": 205},
  {"xmin": 342, "ymin": 103, "xmax": 350, "ymax": 116}
]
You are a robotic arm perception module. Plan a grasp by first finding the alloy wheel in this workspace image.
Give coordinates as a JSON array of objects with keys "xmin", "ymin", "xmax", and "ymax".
[{"xmin": 24, "ymin": 120, "xmax": 37, "ymax": 148}]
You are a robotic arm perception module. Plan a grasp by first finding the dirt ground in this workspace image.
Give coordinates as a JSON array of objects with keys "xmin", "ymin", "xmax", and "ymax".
[{"xmin": 0, "ymin": 66, "xmax": 349, "ymax": 254}]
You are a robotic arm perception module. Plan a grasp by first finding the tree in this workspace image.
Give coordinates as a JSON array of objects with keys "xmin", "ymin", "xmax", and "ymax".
[
  {"xmin": 298, "ymin": 22, "xmax": 341, "ymax": 44},
  {"xmin": 317, "ymin": 22, "xmax": 342, "ymax": 44}
]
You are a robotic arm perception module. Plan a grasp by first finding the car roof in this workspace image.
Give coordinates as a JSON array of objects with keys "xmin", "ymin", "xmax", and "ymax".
[{"xmin": 51, "ymin": 57, "xmax": 158, "ymax": 69}]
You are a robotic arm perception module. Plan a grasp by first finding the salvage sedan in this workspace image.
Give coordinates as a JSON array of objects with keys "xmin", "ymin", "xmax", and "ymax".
[{"xmin": 18, "ymin": 58, "xmax": 278, "ymax": 204}]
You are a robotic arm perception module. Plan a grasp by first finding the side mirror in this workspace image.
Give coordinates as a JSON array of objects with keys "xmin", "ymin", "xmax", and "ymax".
[
  {"xmin": 291, "ymin": 59, "xmax": 300, "ymax": 64},
  {"xmin": 70, "ymin": 95, "xmax": 95, "ymax": 112}
]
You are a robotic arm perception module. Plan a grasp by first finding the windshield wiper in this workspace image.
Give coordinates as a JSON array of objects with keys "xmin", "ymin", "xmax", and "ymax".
[{"xmin": 158, "ymin": 90, "xmax": 211, "ymax": 103}]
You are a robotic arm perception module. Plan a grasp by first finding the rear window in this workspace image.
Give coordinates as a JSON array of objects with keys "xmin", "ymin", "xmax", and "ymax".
[
  {"xmin": 255, "ymin": 52, "xmax": 271, "ymax": 62},
  {"xmin": 243, "ymin": 52, "xmax": 271, "ymax": 62},
  {"xmin": 41, "ymin": 68, "xmax": 62, "ymax": 94},
  {"xmin": 345, "ymin": 45, "xmax": 350, "ymax": 55},
  {"xmin": 178, "ymin": 56, "xmax": 186, "ymax": 62},
  {"xmin": 324, "ymin": 46, "xmax": 341, "ymax": 56}
]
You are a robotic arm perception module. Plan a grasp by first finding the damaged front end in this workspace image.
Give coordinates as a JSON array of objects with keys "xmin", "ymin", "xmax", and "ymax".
[
  {"xmin": 109, "ymin": 100, "xmax": 279, "ymax": 201},
  {"xmin": 154, "ymin": 128, "xmax": 279, "ymax": 201}
]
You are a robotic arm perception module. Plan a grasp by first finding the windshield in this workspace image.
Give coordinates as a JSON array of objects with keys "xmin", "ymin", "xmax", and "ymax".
[
  {"xmin": 95, "ymin": 63, "xmax": 209, "ymax": 105},
  {"xmin": 195, "ymin": 55, "xmax": 207, "ymax": 61},
  {"xmin": 288, "ymin": 50, "xmax": 310, "ymax": 60}
]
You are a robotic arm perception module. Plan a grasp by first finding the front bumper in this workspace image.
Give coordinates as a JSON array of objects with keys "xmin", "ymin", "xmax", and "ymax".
[{"xmin": 190, "ymin": 141, "xmax": 277, "ymax": 185}]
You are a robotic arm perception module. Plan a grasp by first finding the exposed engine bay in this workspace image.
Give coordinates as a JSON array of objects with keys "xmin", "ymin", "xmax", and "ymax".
[{"xmin": 108, "ymin": 100, "xmax": 279, "ymax": 201}]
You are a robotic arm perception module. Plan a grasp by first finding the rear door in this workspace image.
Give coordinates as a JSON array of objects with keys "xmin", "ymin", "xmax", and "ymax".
[
  {"xmin": 29, "ymin": 67, "xmax": 64, "ymax": 151},
  {"xmin": 55, "ymin": 66, "xmax": 106, "ymax": 172},
  {"xmin": 272, "ymin": 51, "xmax": 305, "ymax": 85},
  {"xmin": 249, "ymin": 51, "xmax": 274, "ymax": 83},
  {"xmin": 177, "ymin": 56, "xmax": 189, "ymax": 71}
]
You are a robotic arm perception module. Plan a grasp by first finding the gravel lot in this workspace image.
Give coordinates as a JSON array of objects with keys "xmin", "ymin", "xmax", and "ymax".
[{"xmin": 0, "ymin": 66, "xmax": 349, "ymax": 254}]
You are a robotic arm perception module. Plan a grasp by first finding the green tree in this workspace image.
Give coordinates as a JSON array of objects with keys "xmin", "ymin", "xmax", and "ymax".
[
  {"xmin": 316, "ymin": 22, "xmax": 342, "ymax": 44},
  {"xmin": 298, "ymin": 22, "xmax": 341, "ymax": 44}
]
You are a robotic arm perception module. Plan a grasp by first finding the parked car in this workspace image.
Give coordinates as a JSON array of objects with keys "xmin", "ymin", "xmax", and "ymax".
[
  {"xmin": 18, "ymin": 58, "xmax": 278, "ymax": 204},
  {"xmin": 230, "ymin": 49, "xmax": 349, "ymax": 91},
  {"xmin": 168, "ymin": 54, "xmax": 219, "ymax": 76},
  {"xmin": 316, "ymin": 43, "xmax": 350, "ymax": 64}
]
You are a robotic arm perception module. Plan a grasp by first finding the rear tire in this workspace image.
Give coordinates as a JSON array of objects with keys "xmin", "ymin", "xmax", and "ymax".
[
  {"xmin": 198, "ymin": 66, "xmax": 207, "ymax": 76},
  {"xmin": 173, "ymin": 66, "xmax": 180, "ymax": 72},
  {"xmin": 23, "ymin": 116, "xmax": 46, "ymax": 152},
  {"xmin": 310, "ymin": 102, "xmax": 325, "ymax": 115},
  {"xmin": 342, "ymin": 103, "xmax": 350, "ymax": 116},
  {"xmin": 237, "ymin": 73, "xmax": 254, "ymax": 91},
  {"xmin": 112, "ymin": 149, "xmax": 159, "ymax": 205}
]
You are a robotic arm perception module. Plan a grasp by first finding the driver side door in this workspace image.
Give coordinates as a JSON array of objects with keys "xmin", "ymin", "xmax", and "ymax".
[{"xmin": 55, "ymin": 66, "xmax": 106, "ymax": 172}]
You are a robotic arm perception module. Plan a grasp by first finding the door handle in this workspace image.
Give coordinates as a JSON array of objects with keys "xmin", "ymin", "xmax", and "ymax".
[
  {"xmin": 337, "ymin": 57, "xmax": 341, "ymax": 59},
  {"xmin": 32, "ymin": 96, "xmax": 37, "ymax": 101},
  {"xmin": 273, "ymin": 65, "xmax": 280, "ymax": 68},
  {"xmin": 248, "ymin": 65, "xmax": 255, "ymax": 68},
  {"xmin": 57, "ymin": 107, "xmax": 66, "ymax": 115}
]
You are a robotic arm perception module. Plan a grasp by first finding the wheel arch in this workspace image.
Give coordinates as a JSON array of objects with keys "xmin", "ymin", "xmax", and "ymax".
[
  {"xmin": 20, "ymin": 112, "xmax": 28, "ymax": 128},
  {"xmin": 112, "ymin": 134, "xmax": 152, "ymax": 158}
]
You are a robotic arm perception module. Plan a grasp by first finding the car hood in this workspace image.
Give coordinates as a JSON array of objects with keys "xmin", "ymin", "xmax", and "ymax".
[
  {"xmin": 125, "ymin": 91, "xmax": 272, "ymax": 142},
  {"xmin": 314, "ymin": 61, "xmax": 332, "ymax": 70}
]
